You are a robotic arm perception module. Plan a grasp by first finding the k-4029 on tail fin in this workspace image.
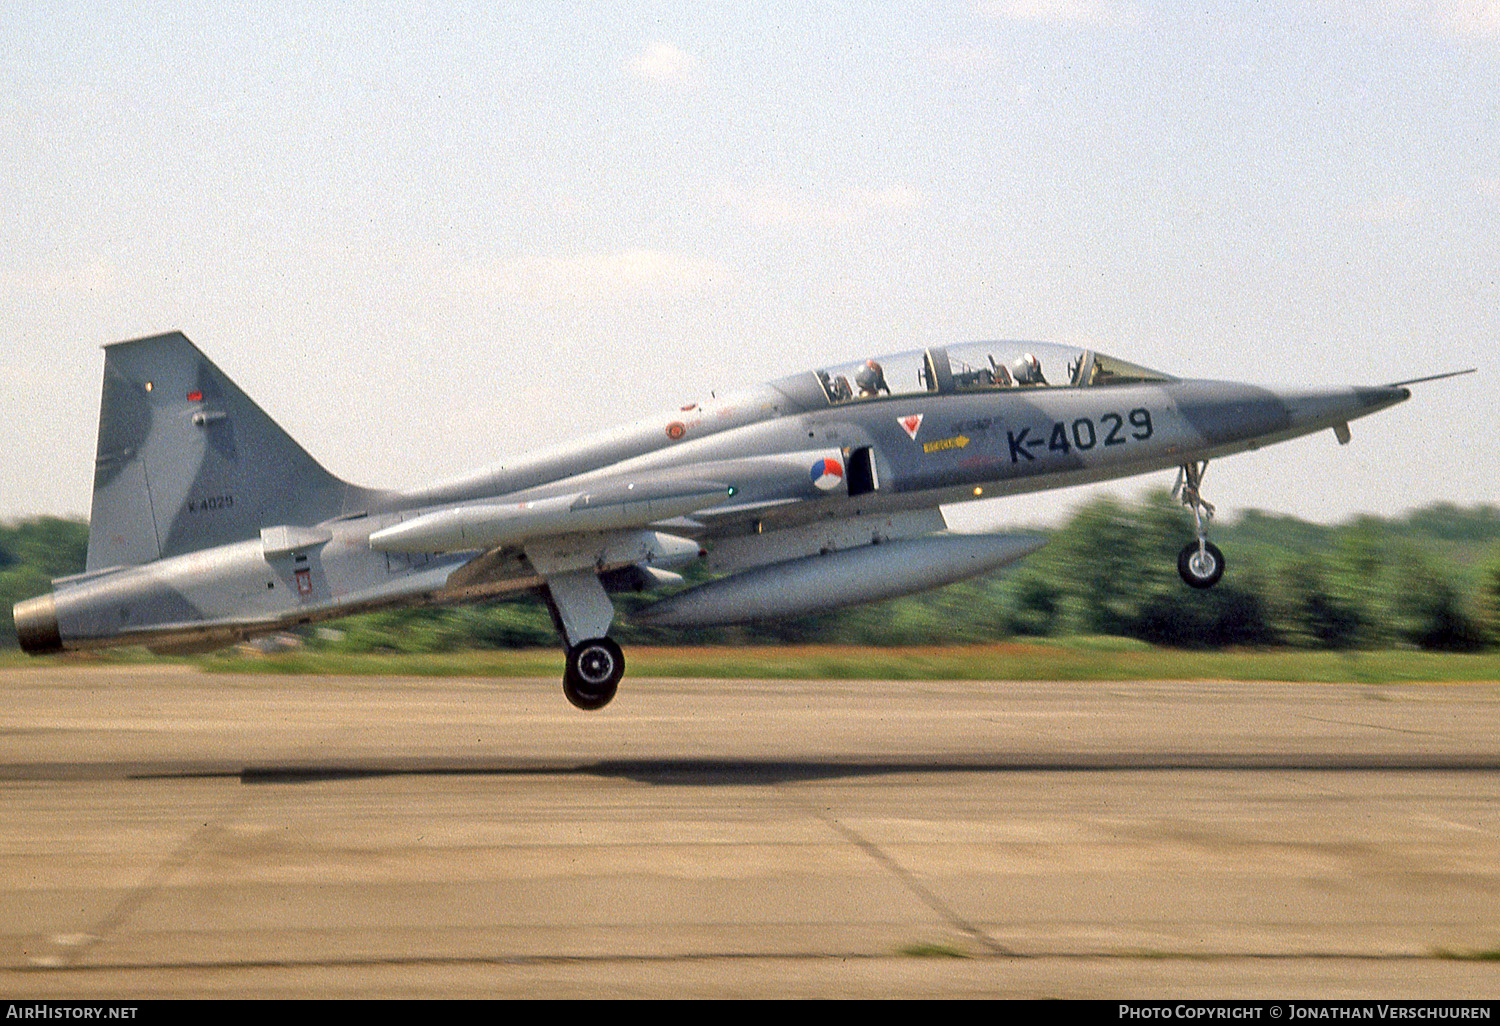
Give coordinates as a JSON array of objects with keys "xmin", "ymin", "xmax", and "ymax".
[{"xmin": 87, "ymin": 332, "xmax": 375, "ymax": 572}]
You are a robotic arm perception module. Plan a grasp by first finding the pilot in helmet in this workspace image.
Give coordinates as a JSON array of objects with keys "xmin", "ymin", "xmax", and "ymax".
[
  {"xmin": 1010, "ymin": 352, "xmax": 1047, "ymax": 386},
  {"xmin": 854, "ymin": 359, "xmax": 891, "ymax": 397}
]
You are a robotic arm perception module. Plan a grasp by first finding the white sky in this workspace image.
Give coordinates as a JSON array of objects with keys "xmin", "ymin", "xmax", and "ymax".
[{"xmin": 2, "ymin": 1, "xmax": 1495, "ymax": 528}]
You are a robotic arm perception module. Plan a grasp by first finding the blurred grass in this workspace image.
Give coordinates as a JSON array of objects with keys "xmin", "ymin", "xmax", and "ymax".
[{"xmin": 9, "ymin": 638, "xmax": 1498, "ymax": 684}]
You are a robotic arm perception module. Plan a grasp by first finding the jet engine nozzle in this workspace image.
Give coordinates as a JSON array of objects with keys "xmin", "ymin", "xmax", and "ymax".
[{"xmin": 13, "ymin": 593, "xmax": 62, "ymax": 655}]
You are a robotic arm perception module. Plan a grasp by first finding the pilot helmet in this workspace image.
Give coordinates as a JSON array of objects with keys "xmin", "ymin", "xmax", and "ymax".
[
  {"xmin": 854, "ymin": 359, "xmax": 886, "ymax": 394},
  {"xmin": 1010, "ymin": 352, "xmax": 1043, "ymax": 385}
]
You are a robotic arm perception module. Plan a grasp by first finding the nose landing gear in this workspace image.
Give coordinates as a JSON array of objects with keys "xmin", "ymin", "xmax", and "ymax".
[{"xmin": 1175, "ymin": 461, "xmax": 1225, "ymax": 589}]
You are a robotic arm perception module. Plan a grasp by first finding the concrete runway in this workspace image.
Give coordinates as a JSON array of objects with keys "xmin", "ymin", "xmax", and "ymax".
[{"xmin": 1, "ymin": 664, "xmax": 1497, "ymax": 998}]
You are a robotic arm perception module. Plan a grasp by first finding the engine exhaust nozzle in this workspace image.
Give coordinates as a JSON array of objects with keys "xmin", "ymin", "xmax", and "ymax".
[{"xmin": 13, "ymin": 593, "xmax": 62, "ymax": 655}]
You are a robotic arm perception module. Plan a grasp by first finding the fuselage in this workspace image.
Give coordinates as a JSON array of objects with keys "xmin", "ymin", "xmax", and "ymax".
[
  {"xmin": 383, "ymin": 361, "xmax": 1409, "ymax": 530},
  {"xmin": 13, "ymin": 340, "xmax": 1410, "ymax": 657}
]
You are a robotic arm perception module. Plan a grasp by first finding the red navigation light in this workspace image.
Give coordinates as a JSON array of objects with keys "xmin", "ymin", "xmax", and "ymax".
[{"xmin": 187, "ymin": 391, "xmax": 203, "ymax": 402}]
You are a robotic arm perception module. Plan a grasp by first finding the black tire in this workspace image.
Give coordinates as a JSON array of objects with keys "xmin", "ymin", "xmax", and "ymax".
[
  {"xmin": 1178, "ymin": 541, "xmax": 1225, "ymax": 589},
  {"xmin": 563, "ymin": 637, "xmax": 624, "ymax": 710}
]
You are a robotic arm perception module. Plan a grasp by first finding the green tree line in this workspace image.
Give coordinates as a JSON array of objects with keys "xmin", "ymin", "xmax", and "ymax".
[
  {"xmin": 0, "ymin": 517, "xmax": 88, "ymax": 648},
  {"xmin": 5, "ymin": 497, "xmax": 1499, "ymax": 652}
]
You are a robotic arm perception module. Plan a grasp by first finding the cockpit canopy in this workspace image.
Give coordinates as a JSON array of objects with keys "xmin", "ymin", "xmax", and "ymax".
[{"xmin": 811, "ymin": 341, "xmax": 1174, "ymax": 406}]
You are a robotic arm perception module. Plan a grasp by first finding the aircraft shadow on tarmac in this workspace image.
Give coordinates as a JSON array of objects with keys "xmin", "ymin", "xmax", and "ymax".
[
  {"xmin": 220, "ymin": 754, "xmax": 1500, "ymax": 786},
  {"xmin": 6, "ymin": 754, "xmax": 1496, "ymax": 786},
  {"xmin": 245, "ymin": 755, "xmax": 1500, "ymax": 786}
]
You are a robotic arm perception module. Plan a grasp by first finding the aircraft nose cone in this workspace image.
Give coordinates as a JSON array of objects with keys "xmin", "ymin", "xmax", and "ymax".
[
  {"xmin": 1278, "ymin": 383, "xmax": 1410, "ymax": 431},
  {"xmin": 1355, "ymin": 385, "xmax": 1411, "ymax": 410}
]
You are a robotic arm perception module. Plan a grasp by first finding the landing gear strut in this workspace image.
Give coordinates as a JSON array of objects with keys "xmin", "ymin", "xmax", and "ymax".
[
  {"xmin": 563, "ymin": 637, "xmax": 624, "ymax": 710},
  {"xmin": 1174, "ymin": 461, "xmax": 1224, "ymax": 589},
  {"xmin": 544, "ymin": 569, "xmax": 624, "ymax": 710}
]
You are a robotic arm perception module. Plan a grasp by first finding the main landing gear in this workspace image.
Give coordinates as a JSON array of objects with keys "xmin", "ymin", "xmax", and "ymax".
[
  {"xmin": 544, "ymin": 568, "xmax": 626, "ymax": 710},
  {"xmin": 563, "ymin": 637, "xmax": 624, "ymax": 711},
  {"xmin": 1174, "ymin": 461, "xmax": 1225, "ymax": 589}
]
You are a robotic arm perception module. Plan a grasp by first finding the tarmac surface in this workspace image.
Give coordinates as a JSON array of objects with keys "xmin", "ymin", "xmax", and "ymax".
[{"xmin": 0, "ymin": 663, "xmax": 1497, "ymax": 999}]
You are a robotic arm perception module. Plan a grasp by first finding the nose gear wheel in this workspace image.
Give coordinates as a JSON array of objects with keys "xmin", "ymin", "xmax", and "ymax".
[{"xmin": 1178, "ymin": 540, "xmax": 1225, "ymax": 589}]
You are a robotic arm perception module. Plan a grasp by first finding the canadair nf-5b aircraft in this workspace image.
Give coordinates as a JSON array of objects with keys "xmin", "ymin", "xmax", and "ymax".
[{"xmin": 14, "ymin": 332, "xmax": 1463, "ymax": 709}]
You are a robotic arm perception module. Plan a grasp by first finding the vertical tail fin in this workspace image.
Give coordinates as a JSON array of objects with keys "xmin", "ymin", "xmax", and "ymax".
[{"xmin": 87, "ymin": 332, "xmax": 372, "ymax": 571}]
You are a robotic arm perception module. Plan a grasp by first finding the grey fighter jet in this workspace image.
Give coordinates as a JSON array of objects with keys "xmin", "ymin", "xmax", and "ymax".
[{"xmin": 13, "ymin": 333, "xmax": 1461, "ymax": 709}]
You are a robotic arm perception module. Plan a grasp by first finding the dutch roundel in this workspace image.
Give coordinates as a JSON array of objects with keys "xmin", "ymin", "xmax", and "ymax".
[{"xmin": 810, "ymin": 457, "xmax": 844, "ymax": 491}]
